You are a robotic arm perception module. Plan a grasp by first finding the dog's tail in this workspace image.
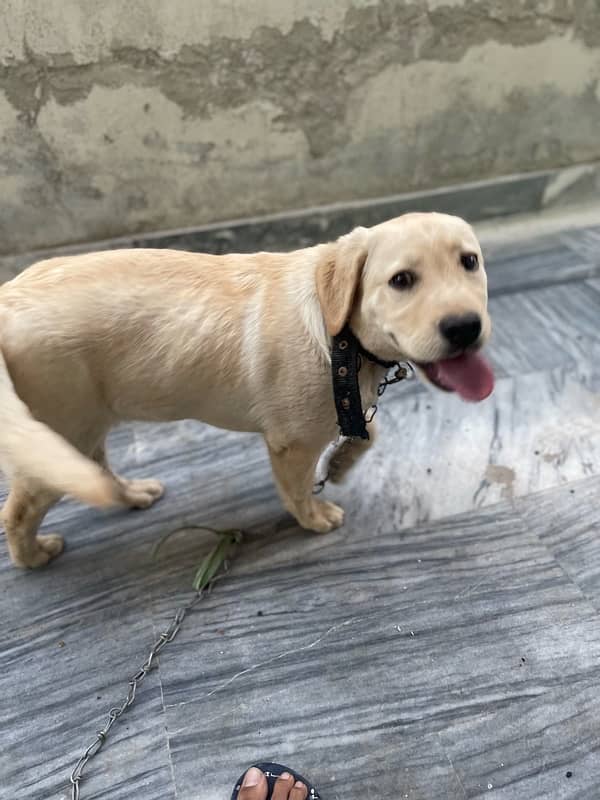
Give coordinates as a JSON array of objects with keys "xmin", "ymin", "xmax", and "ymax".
[{"xmin": 0, "ymin": 350, "xmax": 120, "ymax": 507}]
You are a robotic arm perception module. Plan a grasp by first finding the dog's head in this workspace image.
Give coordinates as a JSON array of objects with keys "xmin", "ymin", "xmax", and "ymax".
[{"xmin": 316, "ymin": 212, "xmax": 494, "ymax": 401}]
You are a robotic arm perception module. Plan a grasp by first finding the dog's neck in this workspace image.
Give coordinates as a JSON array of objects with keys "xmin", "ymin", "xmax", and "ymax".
[
  {"xmin": 340, "ymin": 326, "xmax": 398, "ymax": 370},
  {"xmin": 330, "ymin": 324, "xmax": 396, "ymax": 440}
]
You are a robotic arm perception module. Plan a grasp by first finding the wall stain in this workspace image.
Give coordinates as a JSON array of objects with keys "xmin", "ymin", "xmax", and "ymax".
[
  {"xmin": 0, "ymin": 0, "xmax": 599, "ymax": 254},
  {"xmin": 0, "ymin": 0, "xmax": 596, "ymax": 157}
]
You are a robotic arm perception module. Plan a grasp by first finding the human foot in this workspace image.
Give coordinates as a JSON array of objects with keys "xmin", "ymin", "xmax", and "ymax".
[{"xmin": 233, "ymin": 763, "xmax": 319, "ymax": 800}]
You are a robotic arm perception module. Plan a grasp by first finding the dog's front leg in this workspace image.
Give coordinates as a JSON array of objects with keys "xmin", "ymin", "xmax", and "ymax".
[
  {"xmin": 327, "ymin": 421, "xmax": 376, "ymax": 484},
  {"xmin": 267, "ymin": 439, "xmax": 344, "ymax": 533}
]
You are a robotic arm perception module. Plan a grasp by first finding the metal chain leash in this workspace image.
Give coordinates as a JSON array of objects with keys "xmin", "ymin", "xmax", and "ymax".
[
  {"xmin": 68, "ymin": 353, "xmax": 411, "ymax": 795},
  {"xmin": 69, "ymin": 527, "xmax": 240, "ymax": 800},
  {"xmin": 364, "ymin": 362, "xmax": 413, "ymax": 424},
  {"xmin": 70, "ymin": 587, "xmax": 206, "ymax": 799},
  {"xmin": 313, "ymin": 361, "xmax": 413, "ymax": 494}
]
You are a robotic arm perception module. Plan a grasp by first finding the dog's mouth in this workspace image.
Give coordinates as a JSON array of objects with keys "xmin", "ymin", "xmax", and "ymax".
[{"xmin": 417, "ymin": 351, "xmax": 494, "ymax": 402}]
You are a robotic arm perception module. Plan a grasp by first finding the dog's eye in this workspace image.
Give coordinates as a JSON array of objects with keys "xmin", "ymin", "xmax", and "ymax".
[
  {"xmin": 389, "ymin": 270, "xmax": 417, "ymax": 290},
  {"xmin": 460, "ymin": 253, "xmax": 479, "ymax": 271}
]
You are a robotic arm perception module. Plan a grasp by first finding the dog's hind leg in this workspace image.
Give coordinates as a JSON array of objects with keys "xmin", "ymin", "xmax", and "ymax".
[
  {"xmin": 93, "ymin": 440, "xmax": 164, "ymax": 510},
  {"xmin": 2, "ymin": 481, "xmax": 64, "ymax": 568}
]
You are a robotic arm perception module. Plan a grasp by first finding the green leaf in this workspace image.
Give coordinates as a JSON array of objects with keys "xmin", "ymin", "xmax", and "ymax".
[
  {"xmin": 192, "ymin": 529, "xmax": 243, "ymax": 591},
  {"xmin": 152, "ymin": 523, "xmax": 243, "ymax": 590}
]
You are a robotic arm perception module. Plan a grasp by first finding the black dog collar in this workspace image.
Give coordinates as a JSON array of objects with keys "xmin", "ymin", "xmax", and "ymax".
[{"xmin": 331, "ymin": 324, "xmax": 398, "ymax": 439}]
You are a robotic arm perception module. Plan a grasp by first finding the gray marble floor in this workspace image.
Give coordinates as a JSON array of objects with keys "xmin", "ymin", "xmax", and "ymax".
[{"xmin": 1, "ymin": 220, "xmax": 600, "ymax": 800}]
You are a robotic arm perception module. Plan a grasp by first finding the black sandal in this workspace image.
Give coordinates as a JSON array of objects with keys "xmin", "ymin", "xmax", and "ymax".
[{"xmin": 231, "ymin": 762, "xmax": 321, "ymax": 799}]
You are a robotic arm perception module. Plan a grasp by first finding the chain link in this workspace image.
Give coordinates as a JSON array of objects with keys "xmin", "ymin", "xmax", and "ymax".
[
  {"xmin": 69, "ymin": 577, "xmax": 222, "ymax": 799},
  {"xmin": 365, "ymin": 362, "xmax": 413, "ymax": 424},
  {"xmin": 314, "ymin": 362, "xmax": 413, "ymax": 493}
]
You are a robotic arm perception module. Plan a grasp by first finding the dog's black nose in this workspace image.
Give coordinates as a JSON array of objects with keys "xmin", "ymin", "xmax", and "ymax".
[{"xmin": 439, "ymin": 313, "xmax": 482, "ymax": 350}]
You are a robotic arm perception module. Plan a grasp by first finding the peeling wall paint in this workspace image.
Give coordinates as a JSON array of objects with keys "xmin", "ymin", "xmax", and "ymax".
[{"xmin": 1, "ymin": 0, "xmax": 599, "ymax": 254}]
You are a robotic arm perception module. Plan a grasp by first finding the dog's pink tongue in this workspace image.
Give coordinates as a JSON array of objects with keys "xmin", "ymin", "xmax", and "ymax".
[{"xmin": 437, "ymin": 352, "xmax": 495, "ymax": 401}]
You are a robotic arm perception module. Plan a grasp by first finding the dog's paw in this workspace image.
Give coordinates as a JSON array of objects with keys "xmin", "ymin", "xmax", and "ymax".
[
  {"xmin": 13, "ymin": 533, "xmax": 65, "ymax": 569},
  {"xmin": 300, "ymin": 499, "xmax": 345, "ymax": 533},
  {"xmin": 120, "ymin": 478, "xmax": 165, "ymax": 509}
]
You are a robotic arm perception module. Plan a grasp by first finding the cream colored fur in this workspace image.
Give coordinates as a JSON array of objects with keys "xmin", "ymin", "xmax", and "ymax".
[{"xmin": 0, "ymin": 212, "xmax": 490, "ymax": 568}]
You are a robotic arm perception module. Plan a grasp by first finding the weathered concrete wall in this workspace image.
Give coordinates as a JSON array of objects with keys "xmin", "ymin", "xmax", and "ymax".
[{"xmin": 1, "ymin": 0, "xmax": 600, "ymax": 255}]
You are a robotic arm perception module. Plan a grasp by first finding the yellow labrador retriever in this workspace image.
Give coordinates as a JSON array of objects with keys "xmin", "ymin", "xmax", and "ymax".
[{"xmin": 0, "ymin": 212, "xmax": 493, "ymax": 568}]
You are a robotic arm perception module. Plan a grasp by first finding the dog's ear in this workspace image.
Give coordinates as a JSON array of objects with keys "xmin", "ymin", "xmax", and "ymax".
[{"xmin": 316, "ymin": 226, "xmax": 369, "ymax": 336}]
